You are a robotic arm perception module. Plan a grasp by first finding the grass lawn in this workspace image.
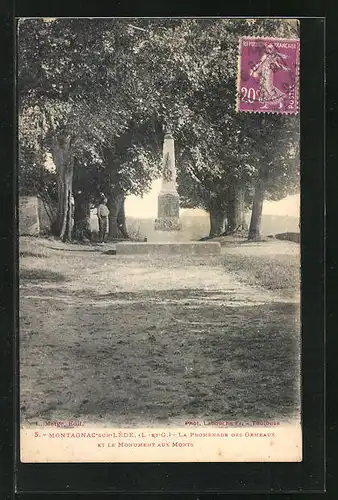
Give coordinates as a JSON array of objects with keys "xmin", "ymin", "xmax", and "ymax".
[
  {"xmin": 19, "ymin": 237, "xmax": 301, "ymax": 427},
  {"xmin": 222, "ymin": 240, "xmax": 300, "ymax": 297}
]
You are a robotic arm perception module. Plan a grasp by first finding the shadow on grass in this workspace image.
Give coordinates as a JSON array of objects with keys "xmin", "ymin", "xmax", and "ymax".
[
  {"xmin": 19, "ymin": 287, "xmax": 287, "ymax": 303},
  {"xmin": 42, "ymin": 245, "xmax": 107, "ymax": 254},
  {"xmin": 20, "ymin": 289, "xmax": 300, "ymax": 425},
  {"xmin": 19, "ymin": 251, "xmax": 45, "ymax": 258},
  {"xmin": 100, "ymin": 288, "xmax": 236, "ymax": 300},
  {"xmin": 20, "ymin": 268, "xmax": 68, "ymax": 282},
  {"xmin": 223, "ymin": 253, "xmax": 300, "ymax": 294}
]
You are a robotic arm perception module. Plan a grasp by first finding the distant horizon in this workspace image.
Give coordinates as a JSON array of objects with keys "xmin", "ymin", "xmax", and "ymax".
[
  {"xmin": 125, "ymin": 179, "xmax": 300, "ymax": 219},
  {"xmin": 123, "ymin": 212, "xmax": 300, "ymax": 220},
  {"xmin": 44, "ymin": 156, "xmax": 300, "ymax": 219}
]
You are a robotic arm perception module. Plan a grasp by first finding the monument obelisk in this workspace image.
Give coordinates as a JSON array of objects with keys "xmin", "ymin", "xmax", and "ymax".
[{"xmin": 154, "ymin": 131, "xmax": 181, "ymax": 232}]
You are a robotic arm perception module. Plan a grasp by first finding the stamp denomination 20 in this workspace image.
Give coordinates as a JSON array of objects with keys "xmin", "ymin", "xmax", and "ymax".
[{"xmin": 237, "ymin": 37, "xmax": 300, "ymax": 114}]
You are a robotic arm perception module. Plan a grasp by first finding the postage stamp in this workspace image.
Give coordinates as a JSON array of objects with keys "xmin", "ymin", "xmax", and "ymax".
[{"xmin": 237, "ymin": 37, "xmax": 300, "ymax": 114}]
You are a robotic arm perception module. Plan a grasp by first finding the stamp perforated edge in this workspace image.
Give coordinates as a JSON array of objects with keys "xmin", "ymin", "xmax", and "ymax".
[{"xmin": 236, "ymin": 36, "xmax": 300, "ymax": 115}]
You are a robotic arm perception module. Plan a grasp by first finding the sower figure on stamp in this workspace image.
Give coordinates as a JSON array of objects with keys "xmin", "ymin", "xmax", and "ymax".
[
  {"xmin": 250, "ymin": 43, "xmax": 290, "ymax": 109},
  {"xmin": 97, "ymin": 196, "xmax": 109, "ymax": 243}
]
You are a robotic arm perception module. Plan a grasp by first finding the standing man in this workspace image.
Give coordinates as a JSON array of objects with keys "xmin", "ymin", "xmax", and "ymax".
[{"xmin": 97, "ymin": 196, "xmax": 109, "ymax": 243}]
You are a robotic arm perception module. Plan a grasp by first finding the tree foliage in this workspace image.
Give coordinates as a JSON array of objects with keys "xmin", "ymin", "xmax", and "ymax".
[
  {"xmin": 122, "ymin": 18, "xmax": 299, "ymax": 235},
  {"xmin": 18, "ymin": 18, "xmax": 162, "ymax": 239},
  {"xmin": 18, "ymin": 17, "xmax": 300, "ymax": 240}
]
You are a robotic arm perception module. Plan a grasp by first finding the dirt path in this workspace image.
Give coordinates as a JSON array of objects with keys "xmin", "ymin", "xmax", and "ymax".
[{"xmin": 19, "ymin": 237, "xmax": 300, "ymax": 427}]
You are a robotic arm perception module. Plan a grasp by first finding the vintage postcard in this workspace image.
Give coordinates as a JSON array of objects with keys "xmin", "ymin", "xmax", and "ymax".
[{"xmin": 18, "ymin": 17, "xmax": 301, "ymax": 463}]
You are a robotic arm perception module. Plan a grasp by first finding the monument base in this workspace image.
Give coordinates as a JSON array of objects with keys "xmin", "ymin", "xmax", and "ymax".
[
  {"xmin": 154, "ymin": 217, "xmax": 181, "ymax": 231},
  {"xmin": 147, "ymin": 230, "xmax": 187, "ymax": 243},
  {"xmin": 115, "ymin": 241, "xmax": 221, "ymax": 256}
]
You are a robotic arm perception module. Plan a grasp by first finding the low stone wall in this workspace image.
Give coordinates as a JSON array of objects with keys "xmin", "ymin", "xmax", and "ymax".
[
  {"xmin": 115, "ymin": 241, "xmax": 222, "ymax": 255},
  {"xmin": 275, "ymin": 232, "xmax": 300, "ymax": 244},
  {"xmin": 19, "ymin": 196, "xmax": 40, "ymax": 236}
]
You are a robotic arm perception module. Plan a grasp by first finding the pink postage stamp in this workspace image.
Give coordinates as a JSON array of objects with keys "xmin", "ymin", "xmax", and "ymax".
[{"xmin": 237, "ymin": 37, "xmax": 300, "ymax": 114}]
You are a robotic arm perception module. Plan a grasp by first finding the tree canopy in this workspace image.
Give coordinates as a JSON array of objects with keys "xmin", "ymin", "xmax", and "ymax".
[{"xmin": 18, "ymin": 17, "xmax": 300, "ymax": 240}]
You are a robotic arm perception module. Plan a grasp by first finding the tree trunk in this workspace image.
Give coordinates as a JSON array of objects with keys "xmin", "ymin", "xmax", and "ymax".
[
  {"xmin": 65, "ymin": 185, "xmax": 73, "ymax": 242},
  {"xmin": 238, "ymin": 186, "xmax": 247, "ymax": 231},
  {"xmin": 209, "ymin": 207, "xmax": 226, "ymax": 237},
  {"xmin": 56, "ymin": 167, "xmax": 73, "ymax": 242},
  {"xmin": 116, "ymin": 197, "xmax": 129, "ymax": 239},
  {"xmin": 73, "ymin": 192, "xmax": 91, "ymax": 241},
  {"xmin": 227, "ymin": 184, "xmax": 247, "ymax": 233},
  {"xmin": 51, "ymin": 136, "xmax": 74, "ymax": 241},
  {"xmin": 107, "ymin": 193, "xmax": 127, "ymax": 240},
  {"xmin": 248, "ymin": 181, "xmax": 265, "ymax": 241}
]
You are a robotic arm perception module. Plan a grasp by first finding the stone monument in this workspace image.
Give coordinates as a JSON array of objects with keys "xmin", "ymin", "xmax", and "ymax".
[
  {"xmin": 114, "ymin": 130, "xmax": 221, "ymax": 255},
  {"xmin": 154, "ymin": 131, "xmax": 181, "ymax": 232}
]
